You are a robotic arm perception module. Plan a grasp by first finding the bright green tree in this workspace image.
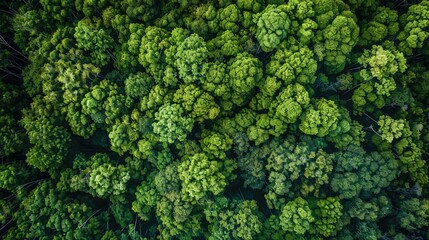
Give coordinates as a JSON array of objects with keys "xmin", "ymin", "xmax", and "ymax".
[
  {"xmin": 279, "ymin": 197, "xmax": 315, "ymax": 235},
  {"xmin": 254, "ymin": 4, "xmax": 291, "ymax": 52}
]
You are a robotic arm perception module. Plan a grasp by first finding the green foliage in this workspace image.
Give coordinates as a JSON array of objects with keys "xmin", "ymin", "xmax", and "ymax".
[
  {"xmin": 11, "ymin": 181, "xmax": 107, "ymax": 239},
  {"xmin": 377, "ymin": 115, "xmax": 411, "ymax": 143},
  {"xmin": 209, "ymin": 4, "xmax": 243, "ymax": 33},
  {"xmin": 178, "ymin": 153, "xmax": 234, "ymax": 203},
  {"xmin": 352, "ymin": 82, "xmax": 386, "ymax": 113},
  {"xmin": 88, "ymin": 163, "xmax": 130, "ymax": 198},
  {"xmin": 174, "ymin": 33, "xmax": 208, "ymax": 84},
  {"xmin": 313, "ymin": 197, "xmax": 343, "ymax": 237},
  {"xmin": 3, "ymin": 0, "xmax": 429, "ymax": 239},
  {"xmin": 255, "ymin": 4, "xmax": 291, "ymax": 52},
  {"xmin": 397, "ymin": 0, "xmax": 429, "ymax": 55},
  {"xmin": 315, "ymin": 11, "xmax": 360, "ymax": 74},
  {"xmin": 237, "ymin": 0, "xmax": 264, "ymax": 12},
  {"xmin": 358, "ymin": 45, "xmax": 407, "ymax": 96},
  {"xmin": 268, "ymin": 83, "xmax": 310, "ymax": 136},
  {"xmin": 326, "ymin": 107, "xmax": 366, "ymax": 149},
  {"xmin": 398, "ymin": 198, "xmax": 429, "ymax": 232},
  {"xmin": 299, "ymin": 98, "xmax": 340, "ymax": 137},
  {"xmin": 63, "ymin": 153, "xmax": 131, "ymax": 201},
  {"xmin": 21, "ymin": 97, "xmax": 71, "ymax": 173},
  {"xmin": 266, "ymin": 44, "xmax": 317, "ymax": 85},
  {"xmin": 200, "ymin": 131, "xmax": 233, "ymax": 159},
  {"xmin": 123, "ymin": 0, "xmax": 157, "ymax": 23},
  {"xmin": 347, "ymin": 195, "xmax": 392, "ymax": 222},
  {"xmin": 153, "ymin": 103, "xmax": 194, "ymax": 144},
  {"xmin": 124, "ymin": 72, "xmax": 155, "ymax": 100},
  {"xmin": 228, "ymin": 52, "xmax": 263, "ymax": 96},
  {"xmin": 358, "ymin": 6, "xmax": 399, "ymax": 46},
  {"xmin": 81, "ymin": 79, "xmax": 110, "ymax": 125},
  {"xmin": 108, "ymin": 115, "xmax": 140, "ymax": 156},
  {"xmin": 354, "ymin": 221, "xmax": 382, "ymax": 240},
  {"xmin": 0, "ymin": 82, "xmax": 26, "ymax": 155},
  {"xmin": 205, "ymin": 198, "xmax": 263, "ymax": 239},
  {"xmin": 132, "ymin": 178, "xmax": 159, "ymax": 221},
  {"xmin": 279, "ymin": 197, "xmax": 315, "ymax": 235},
  {"xmin": 173, "ymin": 84, "xmax": 220, "ymax": 122},
  {"xmin": 155, "ymin": 193, "xmax": 203, "ymax": 239},
  {"xmin": 138, "ymin": 26, "xmax": 170, "ymax": 81},
  {"xmin": 207, "ymin": 30, "xmax": 244, "ymax": 58},
  {"xmin": 395, "ymin": 137, "xmax": 429, "ymax": 185},
  {"xmin": 331, "ymin": 145, "xmax": 399, "ymax": 199},
  {"xmin": 236, "ymin": 133, "xmax": 268, "ymax": 189},
  {"xmin": 265, "ymin": 137, "xmax": 333, "ymax": 209},
  {"xmin": 0, "ymin": 162, "xmax": 33, "ymax": 192},
  {"xmin": 74, "ymin": 19, "xmax": 114, "ymax": 66},
  {"xmin": 115, "ymin": 23, "xmax": 146, "ymax": 71}
]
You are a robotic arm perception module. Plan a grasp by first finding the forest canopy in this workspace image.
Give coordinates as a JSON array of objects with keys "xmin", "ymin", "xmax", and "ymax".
[{"xmin": 1, "ymin": 0, "xmax": 429, "ymax": 239}]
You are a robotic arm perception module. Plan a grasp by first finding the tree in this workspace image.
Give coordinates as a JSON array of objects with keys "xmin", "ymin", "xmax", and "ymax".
[
  {"xmin": 247, "ymin": 113, "xmax": 271, "ymax": 145},
  {"xmin": 3, "ymin": 1, "xmax": 429, "ymax": 239},
  {"xmin": 124, "ymin": 72, "xmax": 155, "ymax": 100},
  {"xmin": 265, "ymin": 137, "xmax": 333, "ymax": 209},
  {"xmin": 173, "ymin": 84, "xmax": 220, "ymax": 122},
  {"xmin": 398, "ymin": 198, "xmax": 429, "ymax": 232},
  {"xmin": 237, "ymin": 137, "xmax": 273, "ymax": 190},
  {"xmin": 395, "ymin": 137, "xmax": 429, "ymax": 185},
  {"xmin": 123, "ymin": 0, "xmax": 158, "ymax": 23},
  {"xmin": 102, "ymin": 8, "xmax": 130, "ymax": 44},
  {"xmin": 138, "ymin": 26, "xmax": 170, "ymax": 82},
  {"xmin": 152, "ymin": 104, "xmax": 194, "ymax": 144},
  {"xmin": 39, "ymin": 0, "xmax": 74, "ymax": 22},
  {"xmin": 237, "ymin": 0, "xmax": 264, "ymax": 12},
  {"xmin": 0, "ymin": 162, "xmax": 33, "ymax": 192},
  {"xmin": 254, "ymin": 4, "xmax": 291, "ymax": 52},
  {"xmin": 21, "ymin": 97, "xmax": 71, "ymax": 173},
  {"xmin": 268, "ymin": 83, "xmax": 310, "ymax": 136},
  {"xmin": 114, "ymin": 23, "xmax": 146, "ymax": 72},
  {"xmin": 397, "ymin": 0, "xmax": 429, "ymax": 55},
  {"xmin": 0, "ymin": 82, "xmax": 26, "ymax": 156},
  {"xmin": 313, "ymin": 197, "xmax": 343, "ymax": 237},
  {"xmin": 206, "ymin": 30, "xmax": 244, "ymax": 58},
  {"xmin": 74, "ymin": 18, "xmax": 113, "ymax": 66},
  {"xmin": 200, "ymin": 131, "xmax": 233, "ymax": 159},
  {"xmin": 331, "ymin": 145, "xmax": 399, "ymax": 199},
  {"xmin": 377, "ymin": 115, "xmax": 411, "ymax": 143},
  {"xmin": 10, "ymin": 181, "xmax": 107, "ymax": 239},
  {"xmin": 178, "ymin": 153, "xmax": 234, "ymax": 203},
  {"xmin": 75, "ymin": 0, "xmax": 107, "ymax": 17},
  {"xmin": 81, "ymin": 79, "xmax": 111, "ymax": 126},
  {"xmin": 299, "ymin": 98, "xmax": 340, "ymax": 137},
  {"xmin": 266, "ymin": 44, "xmax": 317, "ymax": 85},
  {"xmin": 208, "ymin": 4, "xmax": 243, "ymax": 33},
  {"xmin": 174, "ymin": 33, "xmax": 208, "ymax": 84},
  {"xmin": 279, "ymin": 197, "xmax": 315, "ymax": 235},
  {"xmin": 358, "ymin": 45, "xmax": 407, "ymax": 96},
  {"xmin": 132, "ymin": 177, "xmax": 159, "ymax": 221},
  {"xmin": 64, "ymin": 153, "xmax": 131, "ymax": 202},
  {"xmin": 314, "ymin": 11, "xmax": 359, "ymax": 74},
  {"xmin": 228, "ymin": 52, "xmax": 263, "ymax": 100},
  {"xmin": 88, "ymin": 163, "xmax": 130, "ymax": 198},
  {"xmin": 155, "ymin": 193, "xmax": 203, "ymax": 239},
  {"xmin": 354, "ymin": 221, "xmax": 382, "ymax": 240},
  {"xmin": 352, "ymin": 82, "xmax": 386, "ymax": 114},
  {"xmin": 205, "ymin": 198, "xmax": 263, "ymax": 239},
  {"xmin": 326, "ymin": 107, "xmax": 366, "ymax": 149},
  {"xmin": 358, "ymin": 6, "xmax": 399, "ymax": 46},
  {"xmin": 347, "ymin": 195, "xmax": 392, "ymax": 222}
]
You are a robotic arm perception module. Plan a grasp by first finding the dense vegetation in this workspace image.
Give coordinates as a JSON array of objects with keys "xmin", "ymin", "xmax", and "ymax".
[{"xmin": 1, "ymin": 0, "xmax": 429, "ymax": 239}]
